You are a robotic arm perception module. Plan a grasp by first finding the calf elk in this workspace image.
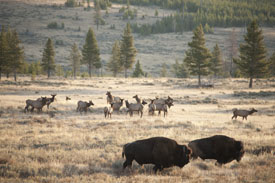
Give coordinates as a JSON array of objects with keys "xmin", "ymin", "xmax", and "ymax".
[{"xmin": 77, "ymin": 100, "xmax": 94, "ymax": 113}]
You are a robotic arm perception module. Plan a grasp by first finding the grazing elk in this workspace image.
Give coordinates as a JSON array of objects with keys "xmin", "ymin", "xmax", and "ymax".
[
  {"xmin": 188, "ymin": 135, "xmax": 245, "ymax": 165},
  {"xmin": 155, "ymin": 96, "xmax": 174, "ymax": 108},
  {"xmin": 106, "ymin": 91, "xmax": 121, "ymax": 104},
  {"xmin": 232, "ymin": 108, "xmax": 258, "ymax": 120},
  {"xmin": 133, "ymin": 95, "xmax": 141, "ymax": 103},
  {"xmin": 148, "ymin": 99, "xmax": 156, "ymax": 115},
  {"xmin": 122, "ymin": 137, "xmax": 192, "ymax": 173},
  {"xmin": 104, "ymin": 103, "xmax": 114, "ymax": 118},
  {"xmin": 25, "ymin": 97, "xmax": 47, "ymax": 113},
  {"xmin": 125, "ymin": 100, "xmax": 147, "ymax": 118},
  {"xmin": 76, "ymin": 100, "xmax": 94, "ymax": 113},
  {"xmin": 111, "ymin": 98, "xmax": 124, "ymax": 112},
  {"xmin": 37, "ymin": 94, "xmax": 56, "ymax": 109}
]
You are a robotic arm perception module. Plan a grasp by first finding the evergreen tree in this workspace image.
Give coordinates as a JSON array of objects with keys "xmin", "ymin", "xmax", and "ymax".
[
  {"xmin": 82, "ymin": 28, "xmax": 101, "ymax": 77},
  {"xmin": 210, "ymin": 43, "xmax": 223, "ymax": 77},
  {"xmin": 184, "ymin": 24, "xmax": 211, "ymax": 86},
  {"xmin": 132, "ymin": 60, "xmax": 144, "ymax": 77},
  {"xmin": 268, "ymin": 51, "xmax": 275, "ymax": 77},
  {"xmin": 4, "ymin": 27, "xmax": 13, "ymax": 78},
  {"xmin": 160, "ymin": 63, "xmax": 167, "ymax": 77},
  {"xmin": 234, "ymin": 20, "xmax": 268, "ymax": 88},
  {"xmin": 56, "ymin": 65, "xmax": 64, "ymax": 77},
  {"xmin": 120, "ymin": 23, "xmax": 137, "ymax": 78},
  {"xmin": 0, "ymin": 26, "xmax": 8, "ymax": 80},
  {"xmin": 172, "ymin": 59, "xmax": 188, "ymax": 78},
  {"xmin": 107, "ymin": 41, "xmax": 121, "ymax": 77},
  {"xmin": 70, "ymin": 43, "xmax": 81, "ymax": 78},
  {"xmin": 94, "ymin": 0, "xmax": 103, "ymax": 30},
  {"xmin": 8, "ymin": 30, "xmax": 24, "ymax": 81},
  {"xmin": 41, "ymin": 38, "xmax": 55, "ymax": 78},
  {"xmin": 228, "ymin": 27, "xmax": 238, "ymax": 77}
]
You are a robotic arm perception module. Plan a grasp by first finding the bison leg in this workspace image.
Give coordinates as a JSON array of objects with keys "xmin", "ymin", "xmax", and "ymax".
[
  {"xmin": 123, "ymin": 159, "xmax": 133, "ymax": 169},
  {"xmin": 140, "ymin": 111, "xmax": 143, "ymax": 118},
  {"xmin": 153, "ymin": 165, "xmax": 162, "ymax": 173},
  {"xmin": 24, "ymin": 105, "xmax": 29, "ymax": 112}
]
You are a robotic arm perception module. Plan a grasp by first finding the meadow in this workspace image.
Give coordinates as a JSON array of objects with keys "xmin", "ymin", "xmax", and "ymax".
[{"xmin": 0, "ymin": 77, "xmax": 275, "ymax": 182}]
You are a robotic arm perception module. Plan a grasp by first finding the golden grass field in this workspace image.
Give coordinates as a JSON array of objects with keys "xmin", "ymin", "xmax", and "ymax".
[{"xmin": 0, "ymin": 77, "xmax": 275, "ymax": 183}]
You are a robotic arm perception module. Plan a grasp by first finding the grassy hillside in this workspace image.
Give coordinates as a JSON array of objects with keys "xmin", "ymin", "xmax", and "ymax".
[{"xmin": 1, "ymin": 1, "xmax": 275, "ymax": 77}]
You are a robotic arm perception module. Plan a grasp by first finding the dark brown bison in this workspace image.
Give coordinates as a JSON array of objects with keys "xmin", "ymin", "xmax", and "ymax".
[
  {"xmin": 188, "ymin": 135, "xmax": 244, "ymax": 165},
  {"xmin": 122, "ymin": 137, "xmax": 192, "ymax": 173}
]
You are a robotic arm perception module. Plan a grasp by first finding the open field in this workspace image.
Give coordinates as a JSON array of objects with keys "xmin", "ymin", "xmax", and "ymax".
[
  {"xmin": 0, "ymin": 77, "xmax": 275, "ymax": 182},
  {"xmin": 1, "ymin": 1, "xmax": 275, "ymax": 76}
]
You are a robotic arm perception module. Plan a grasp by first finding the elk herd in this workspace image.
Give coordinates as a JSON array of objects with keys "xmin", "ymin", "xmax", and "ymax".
[{"xmin": 24, "ymin": 91, "xmax": 257, "ymax": 120}]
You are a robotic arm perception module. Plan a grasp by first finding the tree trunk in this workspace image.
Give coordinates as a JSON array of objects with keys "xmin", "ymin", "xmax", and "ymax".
[
  {"xmin": 6, "ymin": 72, "xmax": 9, "ymax": 78},
  {"xmin": 198, "ymin": 74, "xmax": 201, "ymax": 87},
  {"xmin": 0, "ymin": 68, "xmax": 1, "ymax": 80},
  {"xmin": 249, "ymin": 77, "xmax": 253, "ymax": 88},
  {"xmin": 48, "ymin": 69, "xmax": 50, "ymax": 78},
  {"xmin": 88, "ymin": 64, "xmax": 92, "ymax": 77},
  {"xmin": 14, "ymin": 71, "xmax": 17, "ymax": 82},
  {"xmin": 73, "ymin": 68, "xmax": 76, "ymax": 79},
  {"xmin": 124, "ymin": 68, "xmax": 127, "ymax": 78}
]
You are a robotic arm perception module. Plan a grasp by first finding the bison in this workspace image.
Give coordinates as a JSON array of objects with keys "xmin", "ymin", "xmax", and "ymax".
[
  {"xmin": 188, "ymin": 135, "xmax": 244, "ymax": 165},
  {"xmin": 122, "ymin": 137, "xmax": 191, "ymax": 173}
]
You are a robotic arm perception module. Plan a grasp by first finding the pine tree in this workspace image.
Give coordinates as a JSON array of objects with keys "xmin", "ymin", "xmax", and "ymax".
[
  {"xmin": 94, "ymin": 0, "xmax": 103, "ymax": 30},
  {"xmin": 70, "ymin": 43, "xmax": 81, "ymax": 78},
  {"xmin": 107, "ymin": 41, "xmax": 121, "ymax": 77},
  {"xmin": 184, "ymin": 24, "xmax": 211, "ymax": 87},
  {"xmin": 172, "ymin": 59, "xmax": 188, "ymax": 78},
  {"xmin": 132, "ymin": 60, "xmax": 144, "ymax": 77},
  {"xmin": 120, "ymin": 23, "xmax": 137, "ymax": 78},
  {"xmin": 0, "ymin": 26, "xmax": 8, "ymax": 80},
  {"xmin": 268, "ymin": 51, "xmax": 275, "ymax": 77},
  {"xmin": 210, "ymin": 43, "xmax": 223, "ymax": 77},
  {"xmin": 228, "ymin": 27, "xmax": 238, "ymax": 77},
  {"xmin": 8, "ymin": 30, "xmax": 24, "ymax": 81},
  {"xmin": 160, "ymin": 63, "xmax": 167, "ymax": 77},
  {"xmin": 4, "ymin": 27, "xmax": 13, "ymax": 78},
  {"xmin": 82, "ymin": 28, "xmax": 101, "ymax": 77},
  {"xmin": 234, "ymin": 20, "xmax": 268, "ymax": 88},
  {"xmin": 41, "ymin": 38, "xmax": 55, "ymax": 78}
]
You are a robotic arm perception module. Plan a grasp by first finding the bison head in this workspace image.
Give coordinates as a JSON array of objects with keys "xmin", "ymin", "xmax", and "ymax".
[
  {"xmin": 175, "ymin": 145, "xmax": 192, "ymax": 168},
  {"xmin": 235, "ymin": 141, "xmax": 245, "ymax": 162}
]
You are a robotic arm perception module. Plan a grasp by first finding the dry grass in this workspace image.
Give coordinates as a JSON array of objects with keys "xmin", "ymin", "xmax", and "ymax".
[{"xmin": 0, "ymin": 77, "xmax": 275, "ymax": 182}]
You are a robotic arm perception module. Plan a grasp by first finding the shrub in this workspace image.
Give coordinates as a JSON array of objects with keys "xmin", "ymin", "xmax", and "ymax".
[
  {"xmin": 65, "ymin": 0, "xmax": 77, "ymax": 7},
  {"xmin": 47, "ymin": 22, "xmax": 58, "ymax": 29}
]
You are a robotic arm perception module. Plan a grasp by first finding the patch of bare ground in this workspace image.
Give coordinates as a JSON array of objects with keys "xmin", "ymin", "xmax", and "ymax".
[{"xmin": 0, "ymin": 77, "xmax": 274, "ymax": 182}]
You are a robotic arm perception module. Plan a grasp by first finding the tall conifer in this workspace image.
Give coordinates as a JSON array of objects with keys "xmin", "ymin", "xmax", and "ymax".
[
  {"xmin": 70, "ymin": 43, "xmax": 81, "ymax": 78},
  {"xmin": 234, "ymin": 20, "xmax": 268, "ymax": 88},
  {"xmin": 210, "ymin": 43, "xmax": 223, "ymax": 77},
  {"xmin": 184, "ymin": 24, "xmax": 211, "ymax": 86},
  {"xmin": 107, "ymin": 41, "xmax": 121, "ymax": 77},
  {"xmin": 82, "ymin": 28, "xmax": 101, "ymax": 77},
  {"xmin": 120, "ymin": 23, "xmax": 137, "ymax": 78},
  {"xmin": 41, "ymin": 38, "xmax": 55, "ymax": 78}
]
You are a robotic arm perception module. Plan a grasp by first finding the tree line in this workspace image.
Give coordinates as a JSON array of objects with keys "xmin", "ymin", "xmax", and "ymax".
[
  {"xmin": 0, "ymin": 23, "xmax": 138, "ymax": 80},
  {"xmin": 1, "ymin": 20, "xmax": 275, "ymax": 88},
  {"xmin": 110, "ymin": 0, "xmax": 275, "ymax": 35}
]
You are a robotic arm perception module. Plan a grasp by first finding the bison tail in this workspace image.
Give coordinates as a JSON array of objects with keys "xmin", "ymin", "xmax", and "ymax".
[{"xmin": 122, "ymin": 143, "xmax": 129, "ymax": 158}]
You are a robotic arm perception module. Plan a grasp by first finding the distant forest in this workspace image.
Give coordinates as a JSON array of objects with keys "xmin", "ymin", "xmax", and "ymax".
[{"xmin": 110, "ymin": 0, "xmax": 275, "ymax": 35}]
